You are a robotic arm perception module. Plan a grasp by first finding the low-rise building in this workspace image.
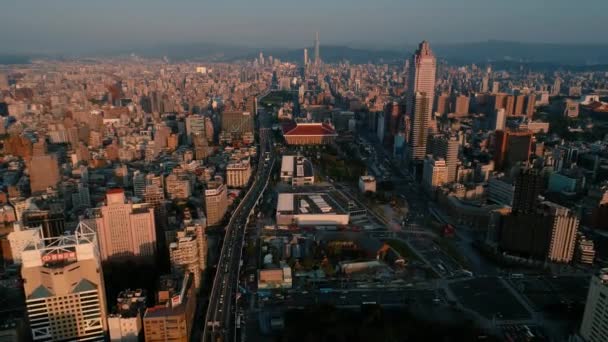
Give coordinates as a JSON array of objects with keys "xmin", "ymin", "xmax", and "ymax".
[
  {"xmin": 276, "ymin": 192, "xmax": 350, "ymax": 226},
  {"xmin": 143, "ymin": 272, "xmax": 196, "ymax": 342},
  {"xmin": 358, "ymin": 175, "xmax": 376, "ymax": 193},
  {"xmin": 258, "ymin": 264, "xmax": 292, "ymax": 289},
  {"xmin": 108, "ymin": 289, "xmax": 147, "ymax": 342},
  {"xmin": 280, "ymin": 155, "xmax": 314, "ymax": 186}
]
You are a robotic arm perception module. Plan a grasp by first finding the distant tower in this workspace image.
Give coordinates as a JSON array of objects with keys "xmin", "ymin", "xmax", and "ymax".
[
  {"xmin": 303, "ymin": 48, "xmax": 309, "ymax": 67},
  {"xmin": 314, "ymin": 32, "xmax": 320, "ymax": 66},
  {"xmin": 259, "ymin": 52, "xmax": 265, "ymax": 66},
  {"xmin": 406, "ymin": 41, "xmax": 436, "ymax": 165}
]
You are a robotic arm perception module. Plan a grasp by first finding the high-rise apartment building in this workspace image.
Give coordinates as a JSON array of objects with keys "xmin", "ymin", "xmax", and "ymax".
[
  {"xmin": 422, "ymin": 156, "xmax": 447, "ymax": 192},
  {"xmin": 541, "ymin": 201, "xmax": 578, "ymax": 263},
  {"xmin": 494, "ymin": 129, "xmax": 533, "ymax": 171},
  {"xmin": 499, "ymin": 201, "xmax": 577, "ymax": 263},
  {"xmin": 431, "ymin": 135, "xmax": 459, "ymax": 183},
  {"xmin": 435, "ymin": 93, "xmax": 449, "ymax": 116},
  {"xmin": 580, "ymin": 269, "xmax": 608, "ymax": 342},
  {"xmin": 451, "ymin": 94, "xmax": 470, "ymax": 116},
  {"xmin": 490, "ymin": 108, "xmax": 506, "ymax": 131},
  {"xmin": 185, "ymin": 115, "xmax": 207, "ymax": 144},
  {"xmin": 28, "ymin": 154, "xmax": 61, "ymax": 193},
  {"xmin": 168, "ymin": 221, "xmax": 207, "ymax": 289},
  {"xmin": 204, "ymin": 181, "xmax": 227, "ymax": 226},
  {"xmin": 512, "ymin": 168, "xmax": 544, "ymax": 213},
  {"xmin": 21, "ymin": 225, "xmax": 108, "ymax": 341},
  {"xmin": 83, "ymin": 189, "xmax": 157, "ymax": 262}
]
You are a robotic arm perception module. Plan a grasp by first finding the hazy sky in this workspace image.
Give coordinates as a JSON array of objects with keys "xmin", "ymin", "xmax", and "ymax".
[{"xmin": 1, "ymin": 0, "xmax": 607, "ymax": 53}]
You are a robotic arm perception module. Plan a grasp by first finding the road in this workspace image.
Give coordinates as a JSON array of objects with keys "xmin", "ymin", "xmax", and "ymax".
[{"xmin": 202, "ymin": 109, "xmax": 275, "ymax": 342}]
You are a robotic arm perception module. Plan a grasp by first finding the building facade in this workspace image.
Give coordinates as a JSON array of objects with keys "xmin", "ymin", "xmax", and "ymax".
[
  {"xmin": 143, "ymin": 272, "xmax": 196, "ymax": 342},
  {"xmin": 84, "ymin": 189, "xmax": 157, "ymax": 262},
  {"xmin": 205, "ymin": 181, "xmax": 227, "ymax": 226},
  {"xmin": 226, "ymin": 159, "xmax": 252, "ymax": 188},
  {"xmin": 280, "ymin": 155, "xmax": 314, "ymax": 186},
  {"xmin": 21, "ymin": 225, "xmax": 108, "ymax": 341},
  {"xmin": 168, "ymin": 222, "xmax": 207, "ymax": 289},
  {"xmin": 580, "ymin": 269, "xmax": 608, "ymax": 342}
]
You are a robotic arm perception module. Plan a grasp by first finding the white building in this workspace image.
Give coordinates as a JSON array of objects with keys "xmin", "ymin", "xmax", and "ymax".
[
  {"xmin": 280, "ymin": 155, "xmax": 314, "ymax": 186},
  {"xmin": 7, "ymin": 223, "xmax": 43, "ymax": 264},
  {"xmin": 226, "ymin": 158, "xmax": 252, "ymax": 188},
  {"xmin": 169, "ymin": 221, "xmax": 207, "ymax": 289},
  {"xmin": 21, "ymin": 224, "xmax": 108, "ymax": 341},
  {"xmin": 580, "ymin": 268, "xmax": 608, "ymax": 342},
  {"xmin": 82, "ymin": 189, "xmax": 157, "ymax": 262},
  {"xmin": 276, "ymin": 193, "xmax": 349, "ymax": 226},
  {"xmin": 358, "ymin": 176, "xmax": 376, "ymax": 193},
  {"xmin": 422, "ymin": 157, "xmax": 447, "ymax": 192}
]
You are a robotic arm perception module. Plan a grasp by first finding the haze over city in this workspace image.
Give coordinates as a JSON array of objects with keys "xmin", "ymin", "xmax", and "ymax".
[{"xmin": 2, "ymin": 0, "xmax": 608, "ymax": 53}]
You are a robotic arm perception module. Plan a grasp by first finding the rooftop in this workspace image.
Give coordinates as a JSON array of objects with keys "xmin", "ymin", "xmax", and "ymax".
[
  {"xmin": 277, "ymin": 192, "xmax": 347, "ymax": 215},
  {"xmin": 281, "ymin": 122, "xmax": 337, "ymax": 136}
]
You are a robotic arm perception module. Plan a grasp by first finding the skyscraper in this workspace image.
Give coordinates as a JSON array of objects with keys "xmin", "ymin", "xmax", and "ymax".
[
  {"xmin": 303, "ymin": 48, "xmax": 308, "ymax": 67},
  {"xmin": 580, "ymin": 269, "xmax": 608, "ymax": 342},
  {"xmin": 406, "ymin": 41, "xmax": 436, "ymax": 119},
  {"xmin": 406, "ymin": 92, "xmax": 431, "ymax": 163},
  {"xmin": 405, "ymin": 41, "xmax": 436, "ymax": 165},
  {"xmin": 314, "ymin": 32, "xmax": 320, "ymax": 66},
  {"xmin": 21, "ymin": 224, "xmax": 108, "ymax": 341}
]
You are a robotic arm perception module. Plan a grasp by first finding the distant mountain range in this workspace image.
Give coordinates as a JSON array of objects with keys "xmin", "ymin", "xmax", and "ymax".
[
  {"xmin": 122, "ymin": 40, "xmax": 608, "ymax": 66},
  {"xmin": 3, "ymin": 41, "xmax": 608, "ymax": 67}
]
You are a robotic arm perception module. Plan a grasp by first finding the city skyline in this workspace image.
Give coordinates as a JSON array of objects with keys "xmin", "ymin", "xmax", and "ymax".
[{"xmin": 1, "ymin": 0, "xmax": 608, "ymax": 54}]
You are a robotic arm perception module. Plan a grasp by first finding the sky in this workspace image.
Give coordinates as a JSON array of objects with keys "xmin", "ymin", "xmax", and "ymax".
[{"xmin": 1, "ymin": 0, "xmax": 607, "ymax": 54}]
